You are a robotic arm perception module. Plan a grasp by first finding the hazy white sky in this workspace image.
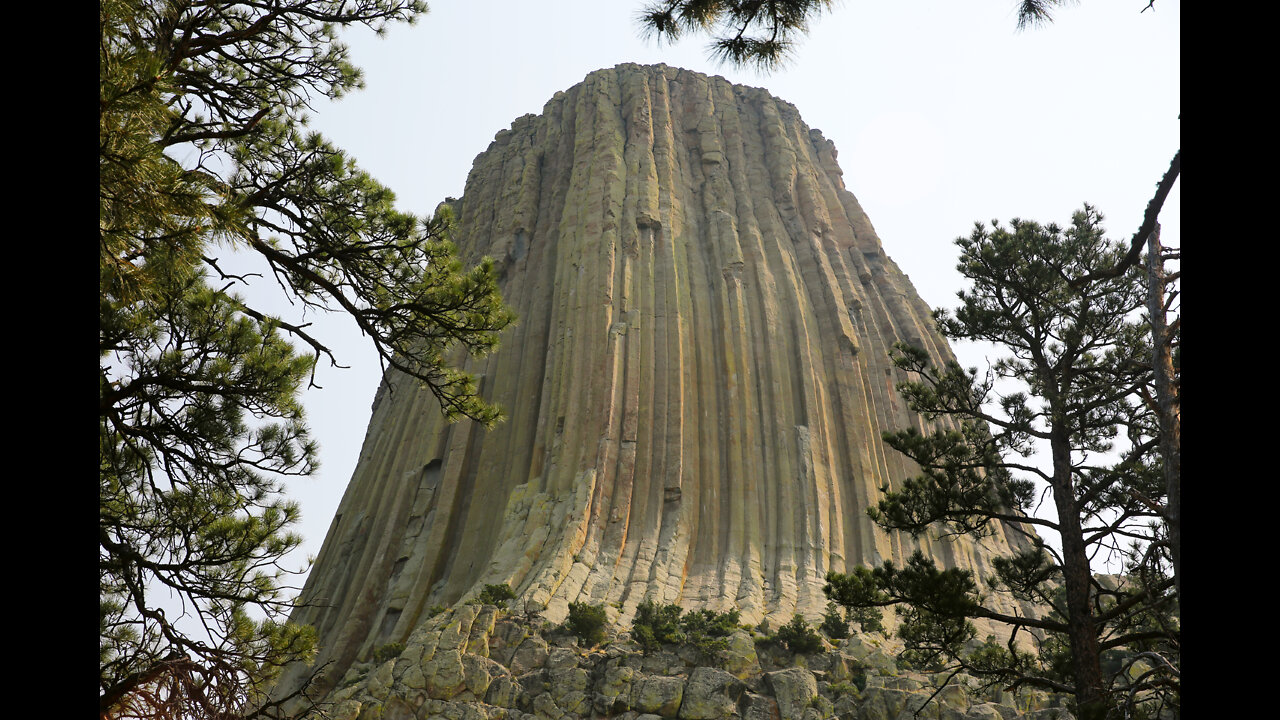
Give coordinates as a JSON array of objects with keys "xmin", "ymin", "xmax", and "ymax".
[{"xmin": 264, "ymin": 1, "xmax": 1180, "ymax": 582}]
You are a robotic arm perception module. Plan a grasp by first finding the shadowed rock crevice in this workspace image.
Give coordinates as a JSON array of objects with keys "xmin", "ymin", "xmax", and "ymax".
[{"xmin": 281, "ymin": 64, "xmax": 1039, "ymax": 701}]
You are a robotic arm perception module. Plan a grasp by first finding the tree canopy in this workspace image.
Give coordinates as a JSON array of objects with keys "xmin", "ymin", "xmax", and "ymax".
[
  {"xmin": 825, "ymin": 208, "xmax": 1179, "ymax": 719},
  {"xmin": 99, "ymin": 1, "xmax": 513, "ymax": 716},
  {"xmin": 635, "ymin": 1, "xmax": 1124, "ymax": 70},
  {"xmin": 640, "ymin": 0, "xmax": 1131, "ymax": 69},
  {"xmin": 637, "ymin": 0, "xmax": 835, "ymax": 70},
  {"xmin": 639, "ymin": 3, "xmax": 1180, "ymax": 714}
]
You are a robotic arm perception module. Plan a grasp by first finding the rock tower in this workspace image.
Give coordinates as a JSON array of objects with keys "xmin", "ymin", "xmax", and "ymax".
[{"xmin": 282, "ymin": 64, "xmax": 1037, "ymax": 703}]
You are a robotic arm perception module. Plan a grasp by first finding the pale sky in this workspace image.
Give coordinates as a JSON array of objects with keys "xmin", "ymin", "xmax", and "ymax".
[{"xmin": 258, "ymin": 1, "xmax": 1180, "ymax": 585}]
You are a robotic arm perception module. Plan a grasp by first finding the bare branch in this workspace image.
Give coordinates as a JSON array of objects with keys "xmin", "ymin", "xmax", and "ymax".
[{"xmin": 1070, "ymin": 150, "xmax": 1180, "ymax": 288}]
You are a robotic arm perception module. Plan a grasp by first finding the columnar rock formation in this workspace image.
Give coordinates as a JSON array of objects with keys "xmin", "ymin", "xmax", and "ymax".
[{"xmin": 287, "ymin": 64, "xmax": 1036, "ymax": 694}]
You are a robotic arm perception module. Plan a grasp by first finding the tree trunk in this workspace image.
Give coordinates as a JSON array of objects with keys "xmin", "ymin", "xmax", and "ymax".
[
  {"xmin": 1049, "ymin": 427, "xmax": 1106, "ymax": 719},
  {"xmin": 1145, "ymin": 223, "xmax": 1180, "ymax": 600}
]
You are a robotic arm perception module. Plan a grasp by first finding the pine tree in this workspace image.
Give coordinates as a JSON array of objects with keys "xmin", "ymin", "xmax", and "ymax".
[
  {"xmin": 637, "ymin": 0, "xmax": 836, "ymax": 70},
  {"xmin": 824, "ymin": 207, "xmax": 1179, "ymax": 719},
  {"xmin": 99, "ymin": 1, "xmax": 514, "ymax": 717},
  {"xmin": 635, "ymin": 1, "xmax": 1098, "ymax": 69}
]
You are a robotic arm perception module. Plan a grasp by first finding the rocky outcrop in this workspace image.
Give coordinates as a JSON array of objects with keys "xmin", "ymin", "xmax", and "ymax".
[
  {"xmin": 278, "ymin": 63, "xmax": 1039, "ymax": 702},
  {"xmin": 310, "ymin": 606, "xmax": 1073, "ymax": 720}
]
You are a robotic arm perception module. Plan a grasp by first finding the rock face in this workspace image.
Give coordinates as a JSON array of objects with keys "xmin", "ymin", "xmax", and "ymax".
[
  {"xmin": 295, "ymin": 606, "xmax": 1074, "ymax": 720},
  {"xmin": 282, "ymin": 63, "xmax": 1036, "ymax": 700}
]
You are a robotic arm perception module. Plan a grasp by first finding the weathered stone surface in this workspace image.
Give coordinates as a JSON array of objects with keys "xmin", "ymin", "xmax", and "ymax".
[
  {"xmin": 424, "ymin": 648, "xmax": 468, "ymax": 700},
  {"xmin": 742, "ymin": 693, "xmax": 781, "ymax": 720},
  {"xmin": 331, "ymin": 699, "xmax": 363, "ymax": 720},
  {"xmin": 640, "ymin": 650, "xmax": 684, "ymax": 677},
  {"xmin": 292, "ymin": 608, "xmax": 1080, "ymax": 720},
  {"xmin": 485, "ymin": 673, "xmax": 523, "ymax": 709},
  {"xmin": 547, "ymin": 647, "xmax": 580, "ymax": 670},
  {"xmin": 597, "ymin": 664, "xmax": 639, "ymax": 714},
  {"xmin": 679, "ymin": 667, "xmax": 747, "ymax": 719},
  {"xmin": 368, "ymin": 660, "xmax": 395, "ymax": 701},
  {"xmin": 489, "ymin": 619, "xmax": 529, "ymax": 664},
  {"xmin": 963, "ymin": 705, "xmax": 1007, "ymax": 720},
  {"xmin": 808, "ymin": 695, "xmax": 835, "ymax": 720},
  {"xmin": 274, "ymin": 62, "xmax": 1041, "ymax": 710},
  {"xmin": 380, "ymin": 696, "xmax": 419, "ymax": 720},
  {"xmin": 856, "ymin": 687, "xmax": 912, "ymax": 720},
  {"xmin": 533, "ymin": 691, "xmax": 565, "ymax": 720},
  {"xmin": 865, "ymin": 675, "xmax": 920, "ymax": 692},
  {"xmin": 462, "ymin": 653, "xmax": 505, "ymax": 698},
  {"xmin": 401, "ymin": 661, "xmax": 427, "ymax": 691},
  {"xmin": 548, "ymin": 665, "xmax": 592, "ymax": 706},
  {"xmin": 831, "ymin": 694, "xmax": 858, "ymax": 720},
  {"xmin": 467, "ymin": 606, "xmax": 499, "ymax": 657},
  {"xmin": 1022, "ymin": 711, "xmax": 1074, "ymax": 720},
  {"xmin": 765, "ymin": 668, "xmax": 818, "ymax": 720},
  {"xmin": 934, "ymin": 683, "xmax": 968, "ymax": 711},
  {"xmin": 723, "ymin": 631, "xmax": 761, "ymax": 678},
  {"xmin": 824, "ymin": 654, "xmax": 858, "ymax": 684},
  {"xmin": 440, "ymin": 606, "xmax": 480, "ymax": 652},
  {"xmin": 634, "ymin": 674, "xmax": 685, "ymax": 717},
  {"xmin": 839, "ymin": 638, "xmax": 897, "ymax": 677},
  {"xmin": 510, "ymin": 635, "xmax": 552, "ymax": 675},
  {"xmin": 516, "ymin": 669, "xmax": 550, "ymax": 711}
]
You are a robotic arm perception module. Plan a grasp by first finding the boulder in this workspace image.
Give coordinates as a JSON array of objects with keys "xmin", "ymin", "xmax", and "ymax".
[
  {"xmin": 633, "ymin": 675, "xmax": 685, "ymax": 717},
  {"xmin": 597, "ymin": 664, "xmax": 640, "ymax": 714},
  {"xmin": 764, "ymin": 668, "xmax": 818, "ymax": 720},
  {"xmin": 741, "ymin": 693, "xmax": 781, "ymax": 720},
  {"xmin": 423, "ymin": 649, "xmax": 468, "ymax": 700},
  {"xmin": 679, "ymin": 667, "xmax": 747, "ymax": 719},
  {"xmin": 723, "ymin": 632, "xmax": 761, "ymax": 678},
  {"xmin": 510, "ymin": 635, "xmax": 551, "ymax": 675}
]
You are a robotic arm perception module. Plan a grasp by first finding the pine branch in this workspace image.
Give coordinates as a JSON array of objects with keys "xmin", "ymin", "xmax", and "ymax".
[{"xmin": 1070, "ymin": 150, "xmax": 1180, "ymax": 288}]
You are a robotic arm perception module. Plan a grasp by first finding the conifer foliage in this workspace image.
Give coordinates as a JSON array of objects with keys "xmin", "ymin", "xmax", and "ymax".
[
  {"xmin": 636, "ymin": 1, "xmax": 1103, "ymax": 69},
  {"xmin": 99, "ymin": 1, "xmax": 513, "ymax": 717},
  {"xmin": 637, "ymin": 0, "xmax": 835, "ymax": 70},
  {"xmin": 825, "ymin": 208, "xmax": 1179, "ymax": 719}
]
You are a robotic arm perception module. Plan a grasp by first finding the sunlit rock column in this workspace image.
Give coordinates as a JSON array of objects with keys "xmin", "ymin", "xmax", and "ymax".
[{"xmin": 286, "ymin": 63, "xmax": 1037, "ymax": 692}]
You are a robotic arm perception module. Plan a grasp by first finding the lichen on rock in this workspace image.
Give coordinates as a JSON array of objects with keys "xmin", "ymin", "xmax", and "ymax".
[{"xmin": 292, "ymin": 604, "xmax": 1072, "ymax": 720}]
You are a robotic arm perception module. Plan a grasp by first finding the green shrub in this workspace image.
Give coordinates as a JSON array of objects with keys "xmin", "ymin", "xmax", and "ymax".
[
  {"xmin": 898, "ymin": 648, "xmax": 945, "ymax": 672},
  {"xmin": 566, "ymin": 602, "xmax": 609, "ymax": 647},
  {"xmin": 478, "ymin": 583, "xmax": 517, "ymax": 609},
  {"xmin": 827, "ymin": 680, "xmax": 857, "ymax": 697},
  {"xmin": 810, "ymin": 695, "xmax": 834, "ymax": 712},
  {"xmin": 753, "ymin": 634, "xmax": 779, "ymax": 650},
  {"xmin": 373, "ymin": 641, "xmax": 404, "ymax": 663},
  {"xmin": 679, "ymin": 608, "xmax": 743, "ymax": 661},
  {"xmin": 823, "ymin": 570, "xmax": 886, "ymax": 634},
  {"xmin": 631, "ymin": 599, "xmax": 685, "ymax": 652},
  {"xmin": 775, "ymin": 614, "xmax": 824, "ymax": 654},
  {"xmin": 427, "ymin": 604, "xmax": 447, "ymax": 619},
  {"xmin": 820, "ymin": 601, "xmax": 849, "ymax": 640},
  {"xmin": 681, "ymin": 608, "xmax": 742, "ymax": 637},
  {"xmin": 850, "ymin": 606, "xmax": 885, "ymax": 635}
]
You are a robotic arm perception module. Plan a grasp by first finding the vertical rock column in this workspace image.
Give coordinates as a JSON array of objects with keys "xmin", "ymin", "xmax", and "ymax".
[{"xmin": 287, "ymin": 64, "xmax": 1037, "ymax": 689}]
